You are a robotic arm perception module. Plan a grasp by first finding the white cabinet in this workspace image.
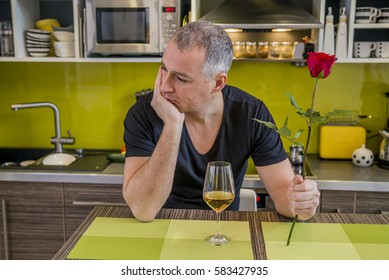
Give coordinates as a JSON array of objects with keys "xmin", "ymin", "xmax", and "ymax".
[
  {"xmin": 1, "ymin": 0, "xmax": 388, "ymax": 63},
  {"xmin": 325, "ymin": 0, "xmax": 389, "ymax": 63},
  {"xmin": 0, "ymin": 0, "xmax": 86, "ymax": 62}
]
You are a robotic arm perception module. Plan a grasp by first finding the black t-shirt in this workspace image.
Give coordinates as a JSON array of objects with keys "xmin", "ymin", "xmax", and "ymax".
[{"xmin": 124, "ymin": 85, "xmax": 287, "ymax": 210}]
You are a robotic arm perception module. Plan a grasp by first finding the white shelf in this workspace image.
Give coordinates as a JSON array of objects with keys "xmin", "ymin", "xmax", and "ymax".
[
  {"xmin": 344, "ymin": 0, "xmax": 389, "ymax": 61},
  {"xmin": 336, "ymin": 58, "xmax": 389, "ymax": 63},
  {"xmin": 1, "ymin": 0, "xmax": 388, "ymax": 64},
  {"xmin": 0, "ymin": 56, "xmax": 162, "ymax": 63},
  {"xmin": 352, "ymin": 23, "xmax": 389, "ymax": 29}
]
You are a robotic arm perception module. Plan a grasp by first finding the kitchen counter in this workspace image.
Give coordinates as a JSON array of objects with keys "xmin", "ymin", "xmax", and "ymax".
[
  {"xmin": 243, "ymin": 155, "xmax": 389, "ymax": 192},
  {"xmin": 0, "ymin": 154, "xmax": 388, "ymax": 192},
  {"xmin": 0, "ymin": 162, "xmax": 124, "ymax": 184}
]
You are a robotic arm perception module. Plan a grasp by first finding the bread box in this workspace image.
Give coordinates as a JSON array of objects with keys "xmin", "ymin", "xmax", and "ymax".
[{"xmin": 319, "ymin": 125, "xmax": 366, "ymax": 159}]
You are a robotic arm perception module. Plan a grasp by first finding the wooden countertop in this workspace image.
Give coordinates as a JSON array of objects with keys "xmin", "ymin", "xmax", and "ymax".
[{"xmin": 53, "ymin": 207, "xmax": 389, "ymax": 260}]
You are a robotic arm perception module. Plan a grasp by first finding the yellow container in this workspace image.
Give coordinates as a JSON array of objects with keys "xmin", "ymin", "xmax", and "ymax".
[
  {"xmin": 35, "ymin": 18, "xmax": 60, "ymax": 31},
  {"xmin": 319, "ymin": 125, "xmax": 366, "ymax": 159}
]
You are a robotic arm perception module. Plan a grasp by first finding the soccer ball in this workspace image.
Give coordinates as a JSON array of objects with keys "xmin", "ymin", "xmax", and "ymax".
[{"xmin": 352, "ymin": 145, "xmax": 374, "ymax": 167}]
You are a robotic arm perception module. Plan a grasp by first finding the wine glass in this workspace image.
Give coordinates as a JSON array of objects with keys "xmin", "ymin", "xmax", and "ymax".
[{"xmin": 203, "ymin": 161, "xmax": 235, "ymax": 246}]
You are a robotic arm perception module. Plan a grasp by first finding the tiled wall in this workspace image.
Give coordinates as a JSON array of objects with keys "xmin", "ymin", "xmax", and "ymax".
[{"xmin": 1, "ymin": 62, "xmax": 388, "ymax": 161}]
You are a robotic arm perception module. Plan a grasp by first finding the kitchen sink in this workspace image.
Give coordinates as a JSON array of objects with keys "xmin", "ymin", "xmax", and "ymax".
[
  {"xmin": 0, "ymin": 148, "xmax": 115, "ymax": 172},
  {"xmin": 305, "ymin": 161, "xmax": 316, "ymax": 178}
]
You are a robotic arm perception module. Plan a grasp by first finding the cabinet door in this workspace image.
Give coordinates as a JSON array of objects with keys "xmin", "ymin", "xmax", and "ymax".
[
  {"xmin": 64, "ymin": 183, "xmax": 126, "ymax": 239},
  {"xmin": 356, "ymin": 191, "xmax": 389, "ymax": 214},
  {"xmin": 320, "ymin": 190, "xmax": 356, "ymax": 213},
  {"xmin": 0, "ymin": 181, "xmax": 65, "ymax": 260}
]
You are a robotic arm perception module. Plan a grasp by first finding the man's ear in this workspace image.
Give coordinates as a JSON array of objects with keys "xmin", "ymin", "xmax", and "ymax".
[{"xmin": 212, "ymin": 72, "xmax": 228, "ymax": 93}]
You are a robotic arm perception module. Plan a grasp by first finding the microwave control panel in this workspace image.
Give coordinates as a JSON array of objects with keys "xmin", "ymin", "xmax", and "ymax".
[{"xmin": 160, "ymin": 0, "xmax": 181, "ymax": 51}]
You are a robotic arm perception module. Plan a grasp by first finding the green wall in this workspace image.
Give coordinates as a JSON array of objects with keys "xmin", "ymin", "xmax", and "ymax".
[{"xmin": 0, "ymin": 61, "xmax": 388, "ymax": 159}]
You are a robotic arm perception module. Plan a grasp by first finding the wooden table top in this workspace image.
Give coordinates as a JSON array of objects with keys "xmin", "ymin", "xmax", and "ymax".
[{"xmin": 53, "ymin": 207, "xmax": 389, "ymax": 260}]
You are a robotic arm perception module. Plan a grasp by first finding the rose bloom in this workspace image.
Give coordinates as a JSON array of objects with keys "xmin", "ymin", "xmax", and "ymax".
[{"xmin": 307, "ymin": 52, "xmax": 337, "ymax": 79}]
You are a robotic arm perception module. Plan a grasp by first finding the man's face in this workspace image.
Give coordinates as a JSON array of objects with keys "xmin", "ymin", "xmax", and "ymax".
[{"xmin": 159, "ymin": 41, "xmax": 217, "ymax": 113}]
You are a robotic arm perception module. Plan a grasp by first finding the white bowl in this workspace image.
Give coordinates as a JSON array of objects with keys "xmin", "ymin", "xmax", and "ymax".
[
  {"xmin": 54, "ymin": 41, "xmax": 75, "ymax": 57},
  {"xmin": 52, "ymin": 25, "xmax": 74, "ymax": 32},
  {"xmin": 42, "ymin": 153, "xmax": 77, "ymax": 166},
  {"xmin": 54, "ymin": 51, "xmax": 75, "ymax": 57},
  {"xmin": 27, "ymin": 28, "xmax": 51, "ymax": 34},
  {"xmin": 27, "ymin": 47, "xmax": 50, "ymax": 57},
  {"xmin": 54, "ymin": 41, "xmax": 74, "ymax": 47},
  {"xmin": 28, "ymin": 52, "xmax": 50, "ymax": 57},
  {"xmin": 27, "ymin": 47, "xmax": 50, "ymax": 52},
  {"xmin": 53, "ymin": 31, "xmax": 74, "ymax": 42},
  {"xmin": 26, "ymin": 39, "xmax": 51, "ymax": 45},
  {"xmin": 26, "ymin": 43, "xmax": 51, "ymax": 48},
  {"xmin": 25, "ymin": 37, "xmax": 51, "ymax": 45},
  {"xmin": 26, "ymin": 29, "xmax": 51, "ymax": 40}
]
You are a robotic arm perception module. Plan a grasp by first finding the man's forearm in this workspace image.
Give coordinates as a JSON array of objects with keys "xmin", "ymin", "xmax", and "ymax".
[{"xmin": 123, "ymin": 124, "xmax": 183, "ymax": 221}]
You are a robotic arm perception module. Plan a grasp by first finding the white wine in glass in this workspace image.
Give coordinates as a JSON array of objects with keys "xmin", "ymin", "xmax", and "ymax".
[{"xmin": 203, "ymin": 161, "xmax": 235, "ymax": 246}]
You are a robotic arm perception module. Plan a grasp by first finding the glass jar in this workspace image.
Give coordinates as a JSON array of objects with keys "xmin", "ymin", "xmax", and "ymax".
[
  {"xmin": 257, "ymin": 42, "xmax": 269, "ymax": 58},
  {"xmin": 281, "ymin": 42, "xmax": 293, "ymax": 58},
  {"xmin": 0, "ymin": 21, "xmax": 14, "ymax": 57},
  {"xmin": 245, "ymin": 41, "xmax": 257, "ymax": 58},
  {"xmin": 269, "ymin": 42, "xmax": 281, "ymax": 58},
  {"xmin": 233, "ymin": 41, "xmax": 246, "ymax": 58}
]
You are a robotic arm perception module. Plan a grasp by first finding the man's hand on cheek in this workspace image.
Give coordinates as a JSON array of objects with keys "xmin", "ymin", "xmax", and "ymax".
[{"xmin": 151, "ymin": 68, "xmax": 184, "ymax": 125}]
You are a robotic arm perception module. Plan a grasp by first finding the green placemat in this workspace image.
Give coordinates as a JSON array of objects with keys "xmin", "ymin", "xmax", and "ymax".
[
  {"xmin": 67, "ymin": 217, "xmax": 253, "ymax": 260},
  {"xmin": 262, "ymin": 222, "xmax": 389, "ymax": 260}
]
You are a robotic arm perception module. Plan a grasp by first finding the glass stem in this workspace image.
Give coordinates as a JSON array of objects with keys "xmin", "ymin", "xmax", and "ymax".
[{"xmin": 216, "ymin": 212, "xmax": 221, "ymax": 236}]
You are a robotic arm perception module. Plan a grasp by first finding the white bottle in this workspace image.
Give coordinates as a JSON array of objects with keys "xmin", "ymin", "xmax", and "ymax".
[
  {"xmin": 335, "ymin": 7, "xmax": 348, "ymax": 59},
  {"xmin": 323, "ymin": 7, "xmax": 335, "ymax": 55}
]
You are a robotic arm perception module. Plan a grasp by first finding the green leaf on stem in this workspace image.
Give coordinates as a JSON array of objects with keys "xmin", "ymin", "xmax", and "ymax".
[
  {"xmin": 278, "ymin": 117, "xmax": 291, "ymax": 137},
  {"xmin": 252, "ymin": 118, "xmax": 304, "ymax": 147},
  {"xmin": 285, "ymin": 92, "xmax": 303, "ymax": 114},
  {"xmin": 293, "ymin": 129, "xmax": 304, "ymax": 140}
]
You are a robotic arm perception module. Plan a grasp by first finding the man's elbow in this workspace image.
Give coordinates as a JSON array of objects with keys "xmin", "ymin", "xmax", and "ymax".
[
  {"xmin": 125, "ymin": 200, "xmax": 159, "ymax": 222},
  {"xmin": 131, "ymin": 207, "xmax": 158, "ymax": 222}
]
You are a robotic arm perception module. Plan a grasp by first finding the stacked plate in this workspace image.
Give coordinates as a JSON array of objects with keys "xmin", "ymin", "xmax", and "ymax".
[
  {"xmin": 25, "ymin": 29, "xmax": 51, "ymax": 57},
  {"xmin": 53, "ymin": 31, "xmax": 75, "ymax": 57}
]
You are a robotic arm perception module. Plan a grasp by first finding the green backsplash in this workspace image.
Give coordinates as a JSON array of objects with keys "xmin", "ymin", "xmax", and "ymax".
[{"xmin": 1, "ymin": 62, "xmax": 388, "ymax": 163}]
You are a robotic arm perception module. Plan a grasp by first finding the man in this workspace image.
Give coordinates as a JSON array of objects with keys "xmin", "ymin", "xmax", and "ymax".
[{"xmin": 122, "ymin": 21, "xmax": 320, "ymax": 222}]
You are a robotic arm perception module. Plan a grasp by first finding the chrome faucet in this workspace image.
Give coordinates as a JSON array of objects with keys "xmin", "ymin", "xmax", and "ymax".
[{"xmin": 11, "ymin": 102, "xmax": 75, "ymax": 153}]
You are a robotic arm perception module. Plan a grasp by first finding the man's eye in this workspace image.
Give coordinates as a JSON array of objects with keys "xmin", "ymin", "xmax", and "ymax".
[{"xmin": 177, "ymin": 76, "xmax": 188, "ymax": 82}]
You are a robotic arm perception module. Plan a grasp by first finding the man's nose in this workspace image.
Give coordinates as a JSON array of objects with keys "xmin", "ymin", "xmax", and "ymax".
[{"xmin": 160, "ymin": 73, "xmax": 173, "ymax": 93}]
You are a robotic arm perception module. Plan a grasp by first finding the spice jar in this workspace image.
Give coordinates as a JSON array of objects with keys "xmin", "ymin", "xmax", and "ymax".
[
  {"xmin": 281, "ymin": 42, "xmax": 293, "ymax": 58},
  {"xmin": 233, "ymin": 41, "xmax": 246, "ymax": 58},
  {"xmin": 269, "ymin": 42, "xmax": 281, "ymax": 58},
  {"xmin": 245, "ymin": 41, "xmax": 257, "ymax": 58},
  {"xmin": 257, "ymin": 42, "xmax": 269, "ymax": 58}
]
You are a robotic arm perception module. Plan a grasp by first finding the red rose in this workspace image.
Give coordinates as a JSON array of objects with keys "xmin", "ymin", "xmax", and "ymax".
[{"xmin": 307, "ymin": 52, "xmax": 337, "ymax": 79}]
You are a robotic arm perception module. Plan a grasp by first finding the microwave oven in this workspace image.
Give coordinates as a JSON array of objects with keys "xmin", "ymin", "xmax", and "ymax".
[{"xmin": 85, "ymin": 0, "xmax": 181, "ymax": 56}]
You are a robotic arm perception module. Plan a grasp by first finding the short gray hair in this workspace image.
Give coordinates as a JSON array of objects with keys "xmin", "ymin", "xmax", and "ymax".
[{"xmin": 172, "ymin": 21, "xmax": 233, "ymax": 79}]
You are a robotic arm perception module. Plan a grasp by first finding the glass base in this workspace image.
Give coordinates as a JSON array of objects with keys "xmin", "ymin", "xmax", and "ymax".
[{"xmin": 204, "ymin": 234, "xmax": 231, "ymax": 246}]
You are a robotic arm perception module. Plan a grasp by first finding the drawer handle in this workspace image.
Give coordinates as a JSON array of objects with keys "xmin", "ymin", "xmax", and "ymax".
[
  {"xmin": 1, "ymin": 199, "xmax": 9, "ymax": 260},
  {"xmin": 72, "ymin": 201, "xmax": 127, "ymax": 207}
]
